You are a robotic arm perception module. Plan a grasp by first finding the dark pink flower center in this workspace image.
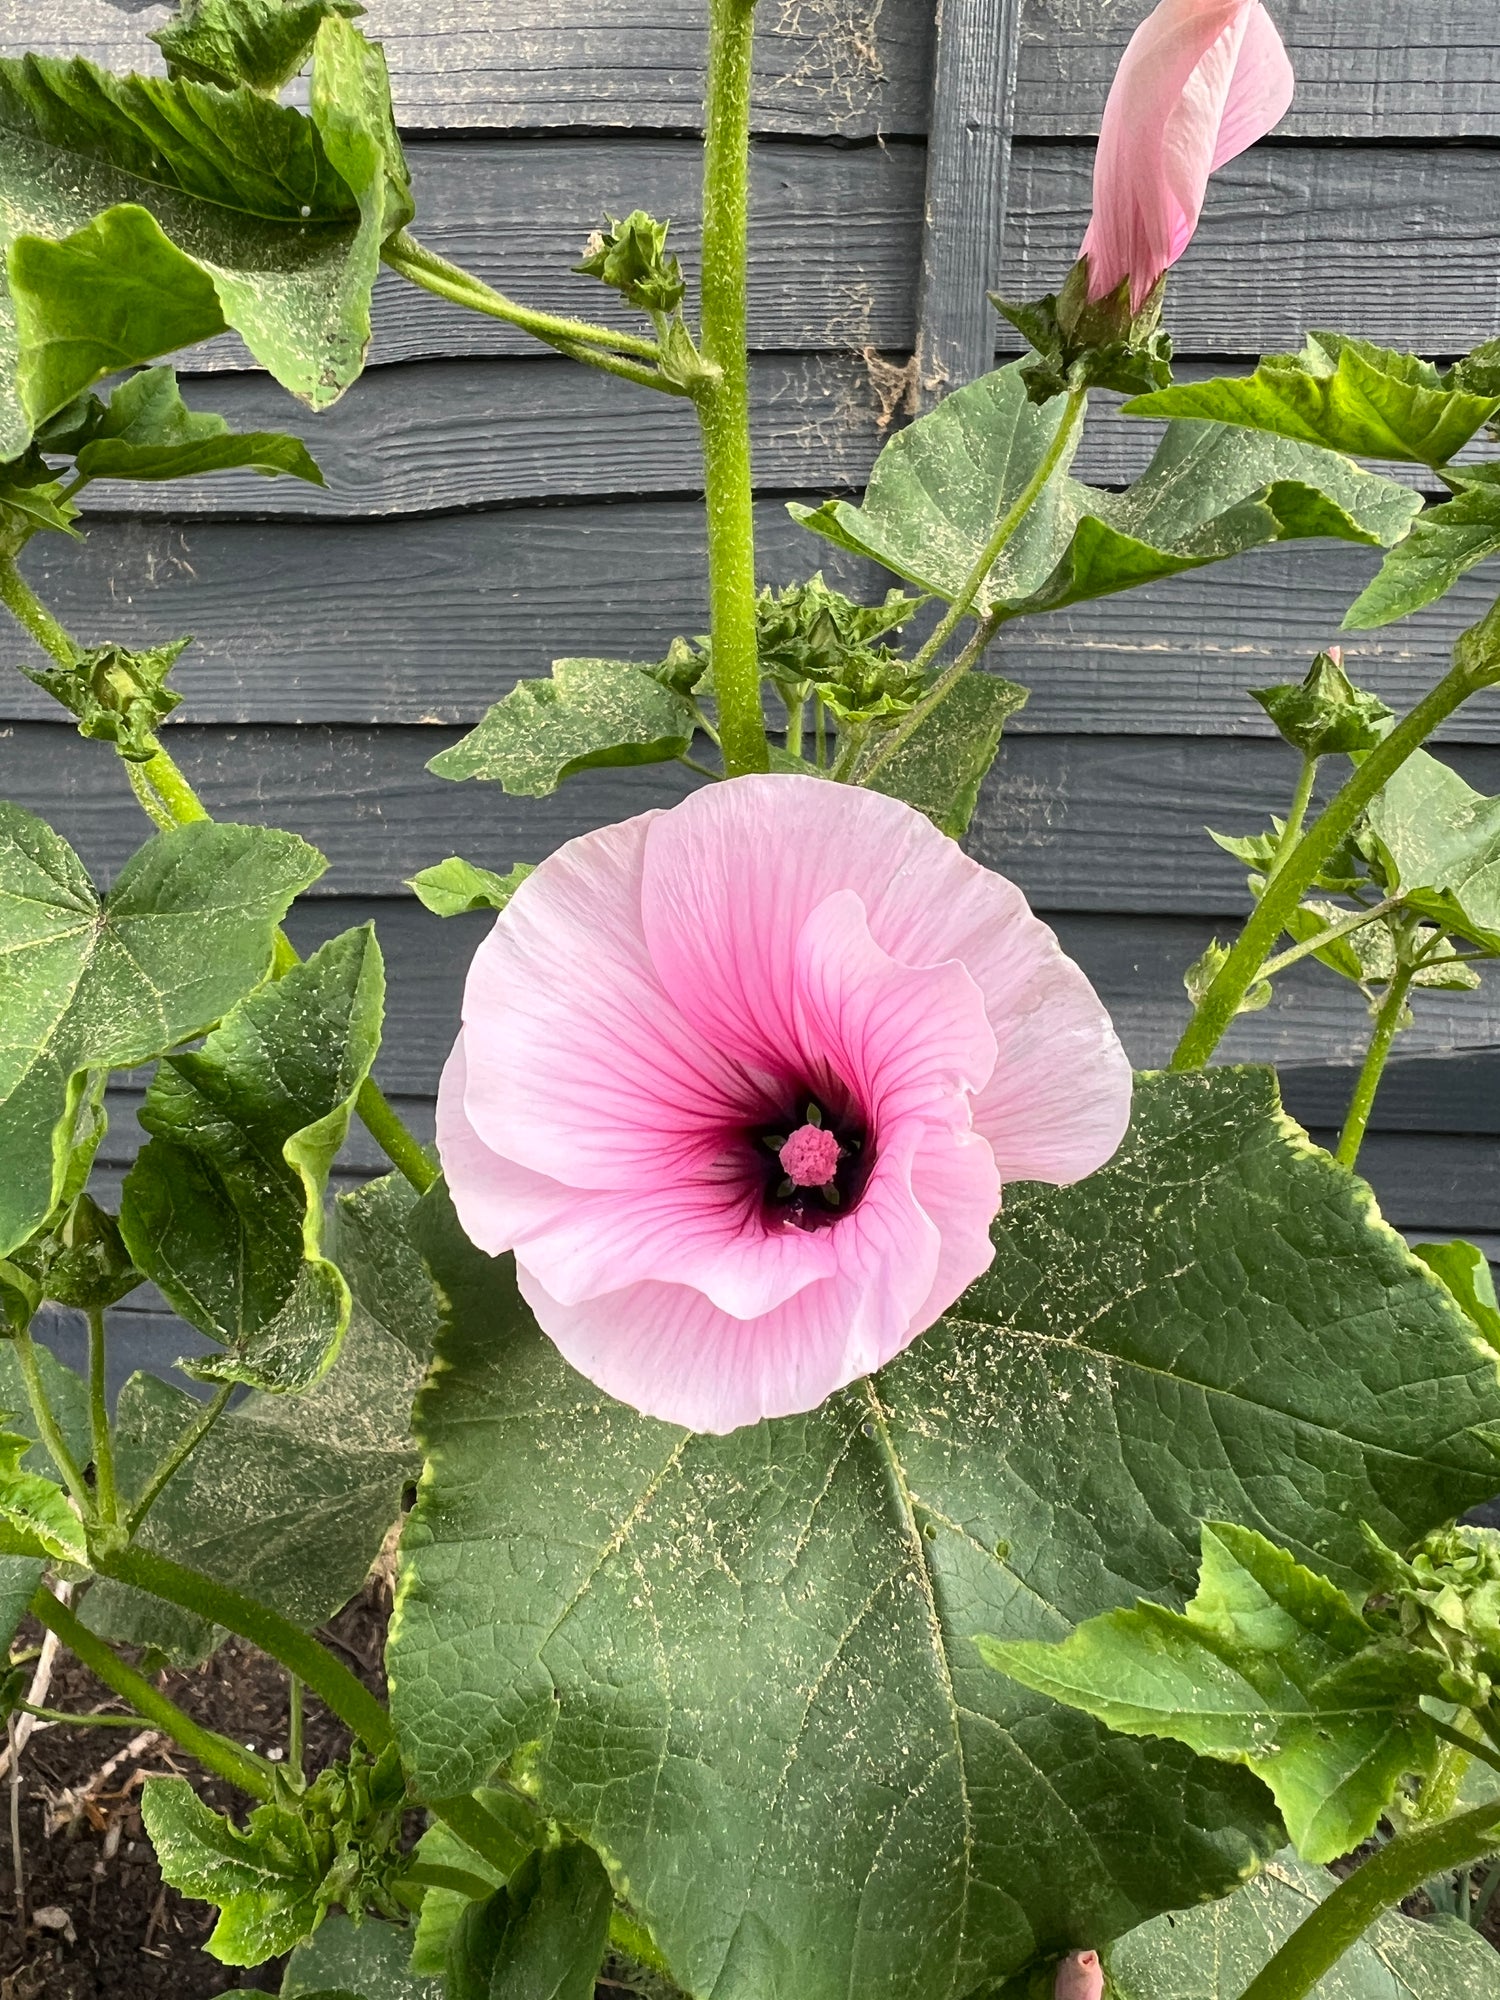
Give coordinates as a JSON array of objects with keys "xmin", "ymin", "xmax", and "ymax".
[{"xmin": 778, "ymin": 1123, "xmax": 841, "ymax": 1188}]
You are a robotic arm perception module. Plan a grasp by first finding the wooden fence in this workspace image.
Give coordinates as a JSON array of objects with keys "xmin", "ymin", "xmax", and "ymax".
[{"xmin": 5, "ymin": 0, "xmax": 1498, "ymax": 1372}]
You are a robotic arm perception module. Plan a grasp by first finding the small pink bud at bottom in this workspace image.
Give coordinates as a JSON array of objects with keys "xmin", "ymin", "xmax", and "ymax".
[
  {"xmin": 778, "ymin": 1123, "xmax": 841, "ymax": 1188},
  {"xmin": 1056, "ymin": 1950, "xmax": 1103, "ymax": 2000}
]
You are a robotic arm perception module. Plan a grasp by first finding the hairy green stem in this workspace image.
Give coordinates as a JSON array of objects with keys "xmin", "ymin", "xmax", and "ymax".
[
  {"xmin": 0, "ymin": 559, "xmax": 77, "ymax": 667},
  {"xmin": 1336, "ymin": 960, "xmax": 1416, "ymax": 1168},
  {"xmin": 1256, "ymin": 896, "xmax": 1404, "ymax": 982},
  {"xmin": 1173, "ymin": 611, "xmax": 1500, "ymax": 1071},
  {"xmin": 127, "ymin": 758, "xmax": 177, "ymax": 831},
  {"xmin": 28, "ymin": 1584, "xmax": 276, "ymax": 1800},
  {"xmin": 694, "ymin": 0, "xmax": 767, "ymax": 778},
  {"xmin": 13, "ymin": 1324, "xmax": 90, "ymax": 1510},
  {"xmin": 86, "ymin": 1308, "xmax": 118, "ymax": 1526},
  {"xmin": 1267, "ymin": 755, "xmax": 1318, "ymax": 881},
  {"xmin": 383, "ymin": 231, "xmax": 663, "ymax": 366},
  {"xmin": 94, "ymin": 1545, "xmax": 394, "ymax": 1753},
  {"xmin": 128, "ymin": 1382, "xmax": 234, "ymax": 1535},
  {"xmin": 1237, "ymin": 1795, "xmax": 1500, "ymax": 2000},
  {"xmin": 136, "ymin": 737, "xmax": 210, "ymax": 824},
  {"xmin": 354, "ymin": 1080, "xmax": 438, "ymax": 1193}
]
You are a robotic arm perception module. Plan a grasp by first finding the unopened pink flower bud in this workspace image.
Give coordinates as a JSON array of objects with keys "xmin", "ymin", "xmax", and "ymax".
[
  {"xmin": 1055, "ymin": 1949, "xmax": 1104, "ymax": 2000},
  {"xmin": 1081, "ymin": 0, "xmax": 1294, "ymax": 310}
]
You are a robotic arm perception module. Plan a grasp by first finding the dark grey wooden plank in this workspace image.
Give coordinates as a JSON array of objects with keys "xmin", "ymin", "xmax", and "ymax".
[
  {"xmin": 1016, "ymin": 0, "xmax": 1500, "ymax": 141},
  {"xmin": 1279, "ymin": 1053, "xmax": 1500, "ymax": 1138},
  {"xmin": 1295, "ymin": 1133, "xmax": 1500, "ymax": 1235},
  {"xmin": 913, "ymin": 0, "xmax": 1021, "ymax": 405},
  {"xmin": 11, "ymin": 504, "xmax": 1500, "ymax": 743},
  {"xmin": 1000, "ymin": 145, "xmax": 1500, "ymax": 357},
  {"xmin": 78, "ymin": 354, "xmax": 896, "ymax": 519},
  {"xmin": 10, "ymin": 719, "xmax": 1500, "ymax": 922},
  {"xmin": 166, "ymin": 138, "xmax": 924, "ymax": 373},
  {"xmin": 3, "ymin": 0, "xmax": 933, "ymax": 138}
]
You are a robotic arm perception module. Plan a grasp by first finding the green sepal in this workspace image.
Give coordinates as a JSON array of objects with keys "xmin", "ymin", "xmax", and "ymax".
[
  {"xmin": 1251, "ymin": 650, "xmax": 1394, "ymax": 758},
  {"xmin": 0, "ymin": 1429, "xmax": 86, "ymax": 1563},
  {"xmin": 0, "ymin": 808, "xmax": 323, "ymax": 1260},
  {"xmin": 992, "ymin": 257, "xmax": 1173, "ymax": 404},
  {"xmin": 1185, "ymin": 939, "xmax": 1271, "ymax": 1014},
  {"xmin": 27, "ymin": 636, "xmax": 191, "ymax": 762},
  {"xmin": 978, "ymin": 1521, "xmax": 1439, "ymax": 1864},
  {"xmin": 574, "ymin": 210, "xmax": 685, "ymax": 317},
  {"xmin": 1123, "ymin": 332, "xmax": 1500, "ymax": 468},
  {"xmin": 153, "ymin": 0, "xmax": 366, "ymax": 94},
  {"xmin": 866, "ymin": 671, "xmax": 1028, "ymax": 837},
  {"xmin": 407, "ymin": 858, "xmax": 535, "ymax": 918},
  {"xmin": 119, "ymin": 926, "xmax": 386, "ymax": 1394},
  {"xmin": 429, "ymin": 658, "xmax": 698, "ymax": 794}
]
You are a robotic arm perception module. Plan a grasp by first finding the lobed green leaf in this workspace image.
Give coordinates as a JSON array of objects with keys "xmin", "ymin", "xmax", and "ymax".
[
  {"xmin": 1365, "ymin": 747, "xmax": 1500, "ymax": 953},
  {"xmin": 407, "ymin": 858, "xmax": 535, "ymax": 918},
  {"xmin": 430, "ymin": 658, "xmax": 698, "ymax": 795},
  {"xmin": 1343, "ymin": 467, "xmax": 1500, "ymax": 630}
]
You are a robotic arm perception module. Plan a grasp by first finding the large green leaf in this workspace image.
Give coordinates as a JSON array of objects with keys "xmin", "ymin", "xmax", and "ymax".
[
  {"xmin": 0, "ymin": 806, "xmax": 322, "ymax": 1259},
  {"xmin": 155, "ymin": 0, "xmax": 365, "ymax": 95},
  {"xmin": 1123, "ymin": 334, "xmax": 1500, "ymax": 468},
  {"xmin": 791, "ymin": 364, "xmax": 1420, "ymax": 622},
  {"xmin": 1343, "ymin": 468, "xmax": 1500, "ymax": 629},
  {"xmin": 1099, "ymin": 1852, "xmax": 1500, "ymax": 2000},
  {"xmin": 979, "ymin": 1524, "xmax": 1438, "ymax": 1864},
  {"xmin": 430, "ymin": 659, "xmax": 698, "ymax": 795},
  {"xmin": 1365, "ymin": 747, "xmax": 1500, "ymax": 953},
  {"xmin": 389, "ymin": 1069, "xmax": 1500, "ymax": 2000},
  {"xmin": 866, "ymin": 671, "xmax": 1028, "ymax": 838},
  {"xmin": 0, "ymin": 15, "xmax": 411, "ymax": 452},
  {"xmin": 284, "ymin": 1913, "xmax": 443, "ymax": 2000},
  {"xmin": 89, "ymin": 1173, "xmax": 435, "ymax": 1662},
  {"xmin": 120, "ymin": 926, "xmax": 385, "ymax": 1393}
]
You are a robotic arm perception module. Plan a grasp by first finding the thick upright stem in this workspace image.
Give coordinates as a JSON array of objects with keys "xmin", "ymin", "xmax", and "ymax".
[
  {"xmin": 1236, "ymin": 1795, "xmax": 1500, "ymax": 2000},
  {"xmin": 695, "ymin": 0, "xmax": 767, "ymax": 778},
  {"xmin": 86, "ymin": 1307, "xmax": 118, "ymax": 1525},
  {"xmin": 1173, "ymin": 620, "xmax": 1500, "ymax": 1071},
  {"xmin": 29, "ymin": 1585, "xmax": 276, "ymax": 1801},
  {"xmin": 1336, "ymin": 961, "xmax": 1415, "ymax": 1167}
]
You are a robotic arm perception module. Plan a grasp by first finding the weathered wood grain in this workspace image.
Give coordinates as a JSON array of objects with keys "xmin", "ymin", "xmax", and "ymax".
[
  {"xmin": 163, "ymin": 138, "xmax": 925, "ymax": 373},
  {"xmin": 913, "ymin": 0, "xmax": 1021, "ymax": 402},
  {"xmin": 1001, "ymin": 144, "xmax": 1500, "ymax": 357},
  {"xmin": 0, "ymin": 0, "xmax": 934, "ymax": 137},
  {"xmin": 1016, "ymin": 0, "xmax": 1500, "ymax": 140},
  {"xmin": 11, "ymin": 719, "xmax": 1500, "ymax": 922},
  {"xmin": 10, "ymin": 504, "xmax": 1500, "ymax": 744}
]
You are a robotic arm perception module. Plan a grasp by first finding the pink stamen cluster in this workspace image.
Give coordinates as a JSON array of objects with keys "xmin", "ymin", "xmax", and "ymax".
[{"xmin": 779, "ymin": 1123, "xmax": 841, "ymax": 1188}]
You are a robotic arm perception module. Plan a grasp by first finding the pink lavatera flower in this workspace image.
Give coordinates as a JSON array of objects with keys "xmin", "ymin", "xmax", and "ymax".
[
  {"xmin": 1082, "ymin": 0, "xmax": 1294, "ymax": 310},
  {"xmin": 1055, "ymin": 1951, "xmax": 1105, "ymax": 2000},
  {"xmin": 438, "ymin": 776, "xmax": 1131, "ymax": 1434}
]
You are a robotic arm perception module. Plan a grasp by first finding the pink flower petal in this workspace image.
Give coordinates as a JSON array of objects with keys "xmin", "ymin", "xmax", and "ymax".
[
  {"xmin": 1056, "ymin": 1951, "xmax": 1104, "ymax": 2000},
  {"xmin": 1210, "ymin": 1, "xmax": 1295, "ymax": 170}
]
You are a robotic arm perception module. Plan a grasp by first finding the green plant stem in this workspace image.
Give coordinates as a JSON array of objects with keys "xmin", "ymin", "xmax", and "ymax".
[
  {"xmin": 128, "ymin": 1382, "xmax": 234, "ymax": 1535},
  {"xmin": 1267, "ymin": 755, "xmax": 1318, "ymax": 881},
  {"xmin": 1336, "ymin": 960, "xmax": 1416, "ymax": 1168},
  {"xmin": 383, "ymin": 230, "xmax": 662, "ymax": 366},
  {"xmin": 28, "ymin": 1584, "xmax": 276, "ymax": 1801},
  {"xmin": 127, "ymin": 758, "xmax": 177, "ymax": 832},
  {"xmin": 1173, "ymin": 619, "xmax": 1500, "ymax": 1071},
  {"xmin": 354, "ymin": 1079, "xmax": 438, "ymax": 1193},
  {"xmin": 86, "ymin": 1307, "xmax": 118, "ymax": 1526},
  {"xmin": 694, "ymin": 0, "xmax": 767, "ymax": 779},
  {"xmin": 1256, "ymin": 896, "xmax": 1404, "ymax": 981},
  {"xmin": 136, "ymin": 737, "xmax": 210, "ymax": 824},
  {"xmin": 288, "ymin": 1674, "xmax": 305, "ymax": 1787},
  {"xmin": 17, "ymin": 1702, "xmax": 152, "ymax": 1729},
  {"xmin": 12, "ymin": 1325, "xmax": 90, "ymax": 1511},
  {"xmin": 0, "ymin": 558, "xmax": 77, "ymax": 666},
  {"xmin": 93, "ymin": 1545, "xmax": 394, "ymax": 1753},
  {"xmin": 1236, "ymin": 1794, "xmax": 1500, "ymax": 2000}
]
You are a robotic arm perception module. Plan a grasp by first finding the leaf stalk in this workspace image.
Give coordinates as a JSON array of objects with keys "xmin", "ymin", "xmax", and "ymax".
[{"xmin": 1335, "ymin": 958, "xmax": 1416, "ymax": 1168}]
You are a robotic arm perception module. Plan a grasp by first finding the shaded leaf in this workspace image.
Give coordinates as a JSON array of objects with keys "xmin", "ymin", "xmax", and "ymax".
[
  {"xmin": 0, "ymin": 807, "xmax": 322, "ymax": 1259},
  {"xmin": 1343, "ymin": 467, "xmax": 1500, "ymax": 629},
  {"xmin": 1366, "ymin": 748, "xmax": 1500, "ymax": 952},
  {"xmin": 155, "ymin": 0, "xmax": 365, "ymax": 94},
  {"xmin": 430, "ymin": 659, "xmax": 697, "ymax": 794},
  {"xmin": 120, "ymin": 927, "xmax": 385, "ymax": 1393},
  {"xmin": 1100, "ymin": 1851, "xmax": 1500, "ymax": 2000},
  {"xmin": 865, "ymin": 671, "xmax": 1028, "ymax": 837},
  {"xmin": 445, "ymin": 1845, "xmax": 612, "ymax": 2000},
  {"xmin": 389, "ymin": 1069, "xmax": 1500, "ymax": 2000},
  {"xmin": 62, "ymin": 365, "xmax": 324, "ymax": 486},
  {"xmin": 284, "ymin": 1912, "xmax": 443, "ymax": 1999},
  {"xmin": 88, "ymin": 1173, "xmax": 434, "ymax": 1662},
  {"xmin": 0, "ymin": 1340, "xmax": 86, "ymax": 1643},
  {"xmin": 1124, "ymin": 333, "xmax": 1500, "ymax": 467},
  {"xmin": 407, "ymin": 858, "xmax": 534, "ymax": 919},
  {"xmin": 792, "ymin": 364, "xmax": 1420, "ymax": 624},
  {"xmin": 979, "ymin": 1523, "xmax": 1438, "ymax": 1864},
  {"xmin": 409, "ymin": 1790, "xmax": 535, "ymax": 1976}
]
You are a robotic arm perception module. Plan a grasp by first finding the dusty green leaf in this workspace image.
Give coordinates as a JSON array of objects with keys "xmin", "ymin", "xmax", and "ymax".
[
  {"xmin": 143, "ymin": 1777, "xmax": 328, "ymax": 1964},
  {"xmin": 389, "ymin": 1068, "xmax": 1500, "ymax": 2000},
  {"xmin": 1343, "ymin": 468, "xmax": 1500, "ymax": 629},
  {"xmin": 0, "ymin": 807, "xmax": 322, "ymax": 1259},
  {"xmin": 1365, "ymin": 748, "xmax": 1500, "ymax": 952},
  {"xmin": 407, "ymin": 859, "xmax": 535, "ymax": 919},
  {"xmin": 979, "ymin": 1523, "xmax": 1438, "ymax": 1864},
  {"xmin": 430, "ymin": 659, "xmax": 697, "ymax": 794},
  {"xmin": 154, "ymin": 0, "xmax": 365, "ymax": 94},
  {"xmin": 120, "ymin": 927, "xmax": 385, "ymax": 1393},
  {"xmin": 284, "ymin": 1913, "xmax": 443, "ymax": 2000},
  {"xmin": 0, "ymin": 1429, "xmax": 86, "ymax": 1563},
  {"xmin": 1414, "ymin": 1241, "xmax": 1500, "ymax": 1352},
  {"xmin": 1123, "ymin": 333, "xmax": 1500, "ymax": 467},
  {"xmin": 89, "ymin": 1173, "xmax": 434, "ymax": 1662},
  {"xmin": 0, "ymin": 17, "xmax": 411, "ymax": 451},
  {"xmin": 1100, "ymin": 1851, "xmax": 1500, "ymax": 2000},
  {"xmin": 865, "ymin": 671, "xmax": 1028, "ymax": 837},
  {"xmin": 445, "ymin": 1845, "xmax": 612, "ymax": 2000},
  {"xmin": 56, "ymin": 365, "xmax": 325, "ymax": 486},
  {"xmin": 792, "ymin": 364, "xmax": 1419, "ymax": 623}
]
